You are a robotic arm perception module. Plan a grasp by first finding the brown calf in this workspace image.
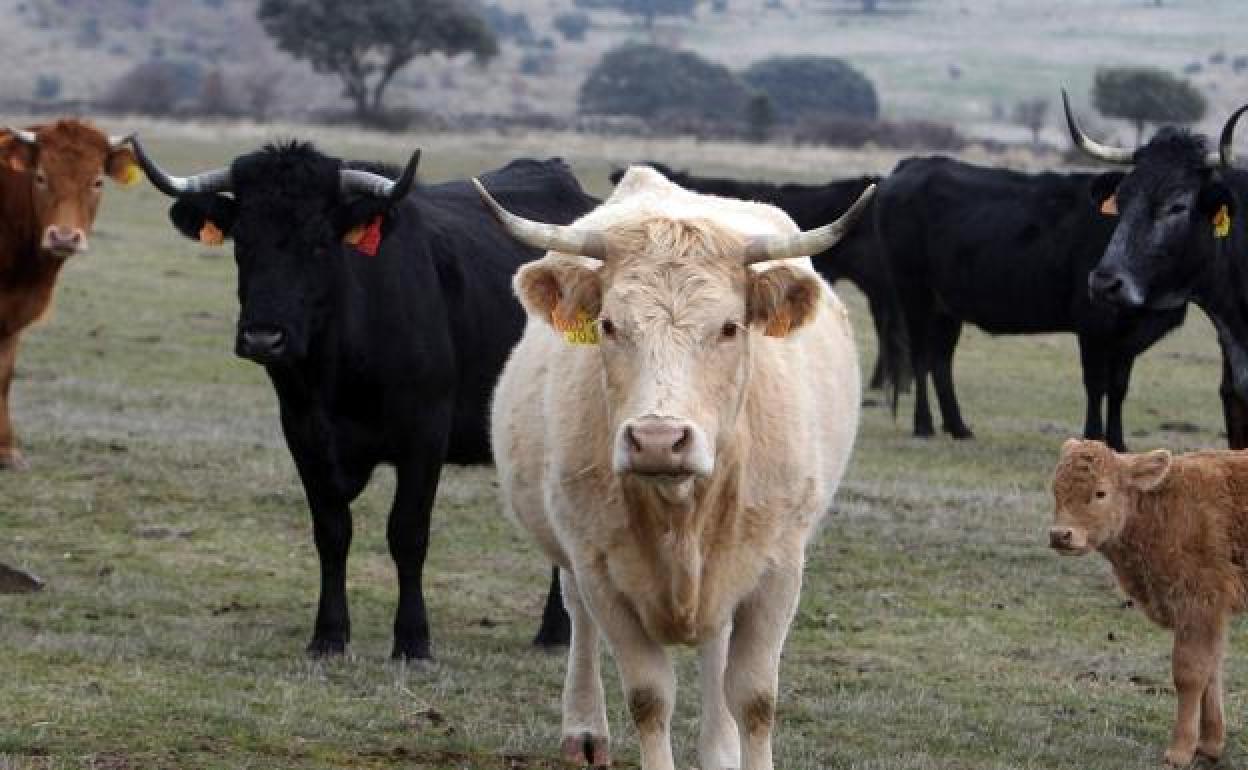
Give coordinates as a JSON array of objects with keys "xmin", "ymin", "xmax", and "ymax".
[
  {"xmin": 1050, "ymin": 438, "xmax": 1248, "ymax": 766},
  {"xmin": 0, "ymin": 120, "xmax": 136, "ymax": 469}
]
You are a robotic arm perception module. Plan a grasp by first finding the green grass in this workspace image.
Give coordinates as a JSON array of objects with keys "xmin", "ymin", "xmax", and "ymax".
[{"xmin": 0, "ymin": 129, "xmax": 1239, "ymax": 769}]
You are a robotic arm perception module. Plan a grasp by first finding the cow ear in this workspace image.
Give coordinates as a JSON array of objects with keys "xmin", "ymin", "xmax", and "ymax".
[
  {"xmin": 514, "ymin": 258, "xmax": 602, "ymax": 329},
  {"xmin": 2, "ymin": 136, "xmax": 36, "ymax": 173},
  {"xmin": 1090, "ymin": 172, "xmax": 1125, "ymax": 216},
  {"xmin": 1126, "ymin": 449, "xmax": 1172, "ymax": 491},
  {"xmin": 105, "ymin": 145, "xmax": 141, "ymax": 186},
  {"xmin": 1199, "ymin": 179, "xmax": 1235, "ymax": 218},
  {"xmin": 747, "ymin": 265, "xmax": 822, "ymax": 338},
  {"xmin": 169, "ymin": 194, "xmax": 237, "ymax": 245}
]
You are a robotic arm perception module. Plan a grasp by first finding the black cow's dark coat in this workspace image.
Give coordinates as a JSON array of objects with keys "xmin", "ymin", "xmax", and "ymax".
[
  {"xmin": 165, "ymin": 145, "xmax": 593, "ymax": 658},
  {"xmin": 608, "ymin": 163, "xmax": 907, "ymax": 393},
  {"xmin": 875, "ymin": 156, "xmax": 1185, "ymax": 450}
]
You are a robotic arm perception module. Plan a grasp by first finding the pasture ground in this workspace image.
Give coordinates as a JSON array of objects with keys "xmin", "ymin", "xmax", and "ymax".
[{"xmin": 0, "ymin": 125, "xmax": 1238, "ymax": 769}]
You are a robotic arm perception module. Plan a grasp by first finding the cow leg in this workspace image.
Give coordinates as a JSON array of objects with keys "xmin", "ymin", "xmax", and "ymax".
[
  {"xmin": 1104, "ymin": 352, "xmax": 1135, "ymax": 453},
  {"xmin": 725, "ymin": 565, "xmax": 802, "ymax": 770},
  {"xmin": 388, "ymin": 454, "xmax": 447, "ymax": 660},
  {"xmin": 1197, "ymin": 629, "xmax": 1228, "ymax": 760},
  {"xmin": 1077, "ymin": 335, "xmax": 1108, "ymax": 444},
  {"xmin": 0, "ymin": 331, "xmax": 27, "ymax": 470},
  {"xmin": 929, "ymin": 316, "xmax": 972, "ymax": 439},
  {"xmin": 698, "ymin": 624, "xmax": 740, "ymax": 770},
  {"xmin": 1165, "ymin": 618, "xmax": 1225, "ymax": 766},
  {"xmin": 1219, "ymin": 355, "xmax": 1248, "ymax": 449},
  {"xmin": 533, "ymin": 565, "xmax": 572, "ymax": 649},
  {"xmin": 558, "ymin": 569, "xmax": 610, "ymax": 767},
  {"xmin": 307, "ymin": 494, "xmax": 353, "ymax": 656},
  {"xmin": 866, "ymin": 295, "xmax": 889, "ymax": 391},
  {"xmin": 905, "ymin": 306, "xmax": 935, "ymax": 438}
]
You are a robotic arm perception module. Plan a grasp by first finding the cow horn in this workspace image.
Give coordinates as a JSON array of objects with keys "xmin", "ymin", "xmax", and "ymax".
[
  {"xmin": 338, "ymin": 149, "xmax": 421, "ymax": 203},
  {"xmin": 108, "ymin": 133, "xmax": 133, "ymax": 150},
  {"xmin": 1062, "ymin": 89, "xmax": 1136, "ymax": 166},
  {"xmin": 1217, "ymin": 104, "xmax": 1248, "ymax": 168},
  {"xmin": 129, "ymin": 135, "xmax": 231, "ymax": 197},
  {"xmin": 473, "ymin": 178, "xmax": 610, "ymax": 260},
  {"xmin": 742, "ymin": 184, "xmax": 876, "ymax": 264},
  {"xmin": 5, "ymin": 127, "xmax": 37, "ymax": 145}
]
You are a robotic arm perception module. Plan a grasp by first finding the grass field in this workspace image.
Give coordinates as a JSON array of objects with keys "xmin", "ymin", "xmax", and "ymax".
[{"xmin": 0, "ymin": 124, "xmax": 1240, "ymax": 770}]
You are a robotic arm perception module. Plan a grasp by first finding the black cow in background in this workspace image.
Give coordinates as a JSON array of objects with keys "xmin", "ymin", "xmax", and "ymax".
[
  {"xmin": 131, "ymin": 139, "xmax": 593, "ymax": 659},
  {"xmin": 607, "ymin": 163, "xmax": 908, "ymax": 394},
  {"xmin": 874, "ymin": 156, "xmax": 1185, "ymax": 450},
  {"xmin": 1066, "ymin": 94, "xmax": 1248, "ymax": 448}
]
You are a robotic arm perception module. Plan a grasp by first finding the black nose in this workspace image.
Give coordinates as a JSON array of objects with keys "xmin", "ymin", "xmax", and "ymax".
[
  {"xmin": 237, "ymin": 326, "xmax": 287, "ymax": 361},
  {"xmin": 1088, "ymin": 268, "xmax": 1128, "ymax": 303}
]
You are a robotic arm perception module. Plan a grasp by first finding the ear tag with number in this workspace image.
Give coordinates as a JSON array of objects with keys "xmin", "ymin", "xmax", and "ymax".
[
  {"xmin": 199, "ymin": 221, "xmax": 225, "ymax": 246},
  {"xmin": 553, "ymin": 310, "xmax": 599, "ymax": 345},
  {"xmin": 120, "ymin": 161, "xmax": 143, "ymax": 187},
  {"xmin": 1100, "ymin": 194, "xmax": 1118, "ymax": 216},
  {"xmin": 1214, "ymin": 205, "xmax": 1232, "ymax": 238}
]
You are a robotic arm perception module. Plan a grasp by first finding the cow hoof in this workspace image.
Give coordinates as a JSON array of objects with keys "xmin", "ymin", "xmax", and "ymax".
[
  {"xmin": 0, "ymin": 448, "xmax": 29, "ymax": 471},
  {"xmin": 947, "ymin": 426, "xmax": 975, "ymax": 440},
  {"xmin": 306, "ymin": 637, "xmax": 347, "ymax": 658},
  {"xmin": 561, "ymin": 733, "xmax": 610, "ymax": 767},
  {"xmin": 1196, "ymin": 739, "xmax": 1224, "ymax": 760},
  {"xmin": 913, "ymin": 427, "xmax": 935, "ymax": 439},
  {"xmin": 1163, "ymin": 746, "xmax": 1195, "ymax": 766},
  {"xmin": 390, "ymin": 640, "xmax": 432, "ymax": 661}
]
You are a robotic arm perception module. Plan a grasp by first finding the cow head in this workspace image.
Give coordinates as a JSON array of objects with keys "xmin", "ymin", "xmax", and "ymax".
[
  {"xmin": 130, "ymin": 138, "xmax": 419, "ymax": 365},
  {"xmin": 2, "ymin": 120, "xmax": 137, "ymax": 259},
  {"xmin": 1064, "ymin": 91, "xmax": 1247, "ymax": 309},
  {"xmin": 1049, "ymin": 438, "xmax": 1171, "ymax": 553},
  {"xmin": 477, "ymin": 175, "xmax": 873, "ymax": 500}
]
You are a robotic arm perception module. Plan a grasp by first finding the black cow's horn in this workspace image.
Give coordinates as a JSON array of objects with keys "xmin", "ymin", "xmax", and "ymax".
[
  {"xmin": 5, "ymin": 127, "xmax": 37, "ymax": 145},
  {"xmin": 1062, "ymin": 89, "xmax": 1135, "ymax": 166},
  {"xmin": 474, "ymin": 178, "xmax": 611, "ymax": 260},
  {"xmin": 743, "ymin": 184, "xmax": 876, "ymax": 264},
  {"xmin": 1218, "ymin": 104, "xmax": 1248, "ymax": 168},
  {"xmin": 339, "ymin": 149, "xmax": 421, "ymax": 203},
  {"xmin": 130, "ymin": 135, "xmax": 231, "ymax": 197}
]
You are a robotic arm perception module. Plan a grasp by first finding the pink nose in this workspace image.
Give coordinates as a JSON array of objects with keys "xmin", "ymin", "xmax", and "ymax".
[
  {"xmin": 624, "ymin": 417, "xmax": 694, "ymax": 474},
  {"xmin": 43, "ymin": 226, "xmax": 86, "ymax": 254}
]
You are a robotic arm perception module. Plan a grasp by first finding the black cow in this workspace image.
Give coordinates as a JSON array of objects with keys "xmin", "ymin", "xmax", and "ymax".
[
  {"xmin": 874, "ymin": 156, "xmax": 1185, "ymax": 450},
  {"xmin": 608, "ymin": 163, "xmax": 907, "ymax": 394},
  {"xmin": 1066, "ymin": 94, "xmax": 1248, "ymax": 448},
  {"xmin": 131, "ymin": 139, "xmax": 595, "ymax": 659}
]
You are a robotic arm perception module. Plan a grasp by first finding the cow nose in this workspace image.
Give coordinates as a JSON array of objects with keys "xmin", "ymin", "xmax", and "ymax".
[
  {"xmin": 1049, "ymin": 527, "xmax": 1075, "ymax": 549},
  {"xmin": 237, "ymin": 326, "xmax": 287, "ymax": 360},
  {"xmin": 624, "ymin": 417, "xmax": 694, "ymax": 474},
  {"xmin": 43, "ymin": 226, "xmax": 86, "ymax": 254},
  {"xmin": 1088, "ymin": 268, "xmax": 1138, "ymax": 306}
]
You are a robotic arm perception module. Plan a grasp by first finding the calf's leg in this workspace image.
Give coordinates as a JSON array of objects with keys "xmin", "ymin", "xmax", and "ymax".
[
  {"xmin": 1197, "ymin": 633, "xmax": 1228, "ymax": 760},
  {"xmin": 0, "ymin": 332, "xmax": 27, "ymax": 470},
  {"xmin": 698, "ymin": 624, "xmax": 740, "ymax": 770},
  {"xmin": 558, "ymin": 569, "xmax": 610, "ymax": 767},
  {"xmin": 1166, "ymin": 620, "xmax": 1224, "ymax": 766},
  {"xmin": 726, "ymin": 565, "xmax": 802, "ymax": 770},
  {"xmin": 388, "ymin": 455, "xmax": 447, "ymax": 660},
  {"xmin": 533, "ymin": 565, "xmax": 571, "ymax": 648}
]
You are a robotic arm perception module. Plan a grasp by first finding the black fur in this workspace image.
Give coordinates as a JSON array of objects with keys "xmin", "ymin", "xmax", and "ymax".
[
  {"xmin": 875, "ymin": 156, "xmax": 1185, "ymax": 451},
  {"xmin": 168, "ymin": 143, "xmax": 591, "ymax": 658}
]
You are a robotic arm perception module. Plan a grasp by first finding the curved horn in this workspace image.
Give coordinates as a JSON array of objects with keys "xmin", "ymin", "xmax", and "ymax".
[
  {"xmin": 473, "ymin": 178, "xmax": 610, "ymax": 260},
  {"xmin": 1217, "ymin": 104, "xmax": 1248, "ymax": 168},
  {"xmin": 338, "ymin": 149, "xmax": 421, "ymax": 202},
  {"xmin": 743, "ymin": 184, "xmax": 876, "ymax": 264},
  {"xmin": 130, "ymin": 135, "xmax": 231, "ymax": 197},
  {"xmin": 1062, "ymin": 89, "xmax": 1135, "ymax": 166},
  {"xmin": 5, "ymin": 127, "xmax": 37, "ymax": 145},
  {"xmin": 108, "ymin": 133, "xmax": 133, "ymax": 150}
]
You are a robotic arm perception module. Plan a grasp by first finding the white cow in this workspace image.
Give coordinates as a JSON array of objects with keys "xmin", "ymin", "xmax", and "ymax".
[{"xmin": 478, "ymin": 166, "xmax": 867, "ymax": 770}]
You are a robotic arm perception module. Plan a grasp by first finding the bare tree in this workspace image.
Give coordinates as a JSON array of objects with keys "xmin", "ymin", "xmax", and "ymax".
[{"xmin": 1013, "ymin": 97, "xmax": 1049, "ymax": 146}]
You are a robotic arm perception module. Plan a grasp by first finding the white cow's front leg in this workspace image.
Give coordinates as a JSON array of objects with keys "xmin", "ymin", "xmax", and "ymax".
[
  {"xmin": 580, "ymin": 572, "xmax": 677, "ymax": 770},
  {"xmin": 559, "ymin": 568, "xmax": 611, "ymax": 767},
  {"xmin": 725, "ymin": 565, "xmax": 802, "ymax": 770},
  {"xmin": 699, "ymin": 623, "xmax": 741, "ymax": 770}
]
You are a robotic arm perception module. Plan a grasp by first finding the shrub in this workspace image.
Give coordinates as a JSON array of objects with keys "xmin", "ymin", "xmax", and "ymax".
[
  {"xmin": 578, "ymin": 43, "xmax": 750, "ymax": 122},
  {"xmin": 743, "ymin": 55, "xmax": 878, "ymax": 122},
  {"xmin": 793, "ymin": 116, "xmax": 964, "ymax": 151},
  {"xmin": 1093, "ymin": 66, "xmax": 1207, "ymax": 145}
]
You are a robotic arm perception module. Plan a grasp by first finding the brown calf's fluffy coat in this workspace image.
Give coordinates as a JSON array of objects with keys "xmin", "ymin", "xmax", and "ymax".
[{"xmin": 1050, "ymin": 438, "xmax": 1248, "ymax": 766}]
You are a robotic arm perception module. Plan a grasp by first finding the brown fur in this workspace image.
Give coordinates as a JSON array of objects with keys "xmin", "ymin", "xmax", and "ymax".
[
  {"xmin": 0, "ymin": 119, "xmax": 134, "ymax": 468},
  {"xmin": 1051, "ymin": 439, "xmax": 1248, "ymax": 765},
  {"xmin": 742, "ymin": 693, "xmax": 775, "ymax": 735},
  {"xmin": 628, "ymin": 688, "xmax": 666, "ymax": 733}
]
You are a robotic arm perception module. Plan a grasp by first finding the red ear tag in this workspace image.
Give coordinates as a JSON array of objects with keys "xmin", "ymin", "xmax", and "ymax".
[{"xmin": 344, "ymin": 215, "xmax": 384, "ymax": 256}]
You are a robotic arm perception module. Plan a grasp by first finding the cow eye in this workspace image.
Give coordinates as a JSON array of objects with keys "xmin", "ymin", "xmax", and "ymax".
[
  {"xmin": 1167, "ymin": 202, "xmax": 1189, "ymax": 216},
  {"xmin": 600, "ymin": 318, "xmax": 615, "ymax": 337},
  {"xmin": 34, "ymin": 171, "xmax": 46, "ymax": 186},
  {"xmin": 92, "ymin": 176, "xmax": 104, "ymax": 190},
  {"xmin": 1095, "ymin": 489, "xmax": 1107, "ymax": 500},
  {"xmin": 721, "ymin": 321, "xmax": 739, "ymax": 339}
]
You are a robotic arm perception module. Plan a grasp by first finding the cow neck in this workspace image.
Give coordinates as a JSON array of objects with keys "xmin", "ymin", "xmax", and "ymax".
[
  {"xmin": 0, "ymin": 170, "xmax": 57, "ymax": 290},
  {"xmin": 1194, "ymin": 228, "xmax": 1248, "ymax": 398}
]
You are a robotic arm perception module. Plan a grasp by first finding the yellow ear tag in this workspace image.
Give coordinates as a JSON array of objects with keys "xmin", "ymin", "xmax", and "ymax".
[
  {"xmin": 1100, "ymin": 194, "xmax": 1118, "ymax": 216},
  {"xmin": 1214, "ymin": 205, "xmax": 1232, "ymax": 238},
  {"xmin": 343, "ymin": 224, "xmax": 365, "ymax": 246},
  {"xmin": 120, "ymin": 161, "xmax": 143, "ymax": 187},
  {"xmin": 553, "ymin": 310, "xmax": 599, "ymax": 345},
  {"xmin": 199, "ymin": 221, "xmax": 225, "ymax": 246}
]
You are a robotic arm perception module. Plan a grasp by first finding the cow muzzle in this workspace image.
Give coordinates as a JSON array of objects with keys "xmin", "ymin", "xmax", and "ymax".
[
  {"xmin": 614, "ymin": 416, "xmax": 713, "ymax": 479},
  {"xmin": 236, "ymin": 324, "xmax": 289, "ymax": 363},
  {"xmin": 1048, "ymin": 526, "xmax": 1090, "ymax": 553},
  {"xmin": 1088, "ymin": 267, "xmax": 1144, "ymax": 308},
  {"xmin": 41, "ymin": 226, "xmax": 87, "ymax": 258}
]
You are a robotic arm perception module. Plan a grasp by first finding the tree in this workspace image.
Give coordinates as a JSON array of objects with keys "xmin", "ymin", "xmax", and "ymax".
[
  {"xmin": 745, "ymin": 94, "xmax": 775, "ymax": 142},
  {"xmin": 1093, "ymin": 66, "xmax": 1207, "ymax": 146},
  {"xmin": 742, "ymin": 56, "xmax": 878, "ymax": 122},
  {"xmin": 256, "ymin": 0, "xmax": 497, "ymax": 123},
  {"xmin": 574, "ymin": 0, "xmax": 695, "ymax": 30},
  {"xmin": 1013, "ymin": 97, "xmax": 1049, "ymax": 146},
  {"xmin": 578, "ymin": 43, "xmax": 751, "ymax": 122}
]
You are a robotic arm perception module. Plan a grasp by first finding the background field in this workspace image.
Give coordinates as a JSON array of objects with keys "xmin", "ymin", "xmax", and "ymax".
[{"xmin": 0, "ymin": 124, "xmax": 1240, "ymax": 769}]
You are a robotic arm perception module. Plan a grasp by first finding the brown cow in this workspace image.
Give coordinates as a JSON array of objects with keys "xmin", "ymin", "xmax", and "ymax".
[
  {"xmin": 1050, "ymin": 438, "xmax": 1248, "ymax": 766},
  {"xmin": 0, "ymin": 119, "xmax": 137, "ymax": 469}
]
